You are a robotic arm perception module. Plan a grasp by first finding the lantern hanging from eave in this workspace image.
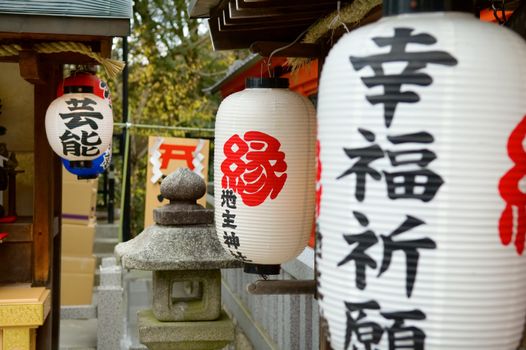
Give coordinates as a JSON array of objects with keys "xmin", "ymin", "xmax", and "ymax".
[
  {"xmin": 214, "ymin": 77, "xmax": 316, "ymax": 275},
  {"xmin": 45, "ymin": 93, "xmax": 113, "ymax": 161},
  {"xmin": 317, "ymin": 1, "xmax": 526, "ymax": 349},
  {"xmin": 57, "ymin": 71, "xmax": 114, "ymax": 178},
  {"xmin": 62, "ymin": 144, "xmax": 112, "ymax": 180}
]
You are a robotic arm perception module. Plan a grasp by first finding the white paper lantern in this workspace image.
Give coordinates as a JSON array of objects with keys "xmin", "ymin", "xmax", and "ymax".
[
  {"xmin": 317, "ymin": 3, "xmax": 526, "ymax": 350},
  {"xmin": 214, "ymin": 78, "xmax": 316, "ymax": 274},
  {"xmin": 45, "ymin": 93, "xmax": 113, "ymax": 161}
]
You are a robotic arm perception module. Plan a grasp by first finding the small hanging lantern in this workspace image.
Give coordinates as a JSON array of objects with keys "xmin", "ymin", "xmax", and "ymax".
[
  {"xmin": 57, "ymin": 71, "xmax": 113, "ymax": 177},
  {"xmin": 317, "ymin": 1, "xmax": 526, "ymax": 349},
  {"xmin": 214, "ymin": 77, "xmax": 316, "ymax": 275}
]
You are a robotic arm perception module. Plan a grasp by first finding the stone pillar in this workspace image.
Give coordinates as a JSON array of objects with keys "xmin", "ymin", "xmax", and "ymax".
[
  {"xmin": 115, "ymin": 168, "xmax": 242, "ymax": 350},
  {"xmin": 97, "ymin": 257, "xmax": 124, "ymax": 350}
]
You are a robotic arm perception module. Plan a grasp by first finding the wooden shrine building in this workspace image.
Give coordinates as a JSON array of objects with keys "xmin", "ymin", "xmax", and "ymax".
[{"xmin": 0, "ymin": 1, "xmax": 130, "ymax": 348}]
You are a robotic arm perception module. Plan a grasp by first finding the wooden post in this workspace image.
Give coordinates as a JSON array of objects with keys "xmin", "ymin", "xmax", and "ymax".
[
  {"xmin": 33, "ymin": 62, "xmax": 60, "ymax": 284},
  {"xmin": 51, "ymin": 149, "xmax": 62, "ymax": 350},
  {"xmin": 33, "ymin": 61, "xmax": 62, "ymax": 350}
]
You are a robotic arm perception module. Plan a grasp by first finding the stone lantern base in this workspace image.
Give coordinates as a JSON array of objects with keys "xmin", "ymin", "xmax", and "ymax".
[
  {"xmin": 153, "ymin": 269, "xmax": 221, "ymax": 321},
  {"xmin": 138, "ymin": 309, "xmax": 235, "ymax": 350},
  {"xmin": 117, "ymin": 169, "xmax": 243, "ymax": 350}
]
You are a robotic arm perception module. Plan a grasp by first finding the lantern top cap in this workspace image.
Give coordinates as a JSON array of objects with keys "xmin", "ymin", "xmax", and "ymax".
[
  {"xmin": 245, "ymin": 77, "xmax": 289, "ymax": 89},
  {"xmin": 154, "ymin": 168, "xmax": 212, "ymax": 226},
  {"xmin": 383, "ymin": 0, "xmax": 475, "ymax": 16},
  {"xmin": 160, "ymin": 168, "xmax": 206, "ymax": 203},
  {"xmin": 64, "ymin": 86, "xmax": 94, "ymax": 94}
]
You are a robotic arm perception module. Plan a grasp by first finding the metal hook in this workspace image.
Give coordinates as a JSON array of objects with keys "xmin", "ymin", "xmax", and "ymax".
[
  {"xmin": 491, "ymin": 0, "xmax": 507, "ymax": 25},
  {"xmin": 266, "ymin": 26, "xmax": 310, "ymax": 78},
  {"xmin": 329, "ymin": 1, "xmax": 350, "ymax": 44}
]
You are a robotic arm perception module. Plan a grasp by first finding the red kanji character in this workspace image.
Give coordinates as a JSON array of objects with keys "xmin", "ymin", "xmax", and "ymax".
[
  {"xmin": 316, "ymin": 139, "xmax": 322, "ymax": 218},
  {"xmin": 221, "ymin": 131, "xmax": 287, "ymax": 206},
  {"xmin": 499, "ymin": 116, "xmax": 526, "ymax": 255},
  {"xmin": 221, "ymin": 134, "xmax": 249, "ymax": 194},
  {"xmin": 310, "ymin": 140, "xmax": 323, "ymax": 248}
]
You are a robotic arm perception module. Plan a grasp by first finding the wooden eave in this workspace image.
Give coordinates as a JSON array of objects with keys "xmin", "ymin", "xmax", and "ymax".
[
  {"xmin": 190, "ymin": 0, "xmax": 525, "ymax": 52},
  {"xmin": 189, "ymin": 0, "xmax": 354, "ymax": 50},
  {"xmin": 0, "ymin": 13, "xmax": 129, "ymax": 83},
  {"xmin": 0, "ymin": 13, "xmax": 129, "ymax": 38}
]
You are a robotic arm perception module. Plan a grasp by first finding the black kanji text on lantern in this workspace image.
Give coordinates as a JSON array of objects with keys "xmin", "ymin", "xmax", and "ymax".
[
  {"xmin": 59, "ymin": 97, "xmax": 104, "ymax": 157},
  {"xmin": 338, "ymin": 211, "xmax": 436, "ymax": 297},
  {"xmin": 337, "ymin": 211, "xmax": 378, "ymax": 290},
  {"xmin": 344, "ymin": 299, "xmax": 426, "ymax": 350},
  {"xmin": 220, "ymin": 190, "xmax": 250, "ymax": 262},
  {"xmin": 221, "ymin": 209, "xmax": 237, "ymax": 229},
  {"xmin": 333, "ymin": 26, "xmax": 456, "ymax": 350},
  {"xmin": 350, "ymin": 27, "xmax": 457, "ymax": 128},
  {"xmin": 338, "ymin": 129, "xmax": 443, "ymax": 202},
  {"xmin": 223, "ymin": 231, "xmax": 240, "ymax": 249},
  {"xmin": 221, "ymin": 189, "xmax": 237, "ymax": 209}
]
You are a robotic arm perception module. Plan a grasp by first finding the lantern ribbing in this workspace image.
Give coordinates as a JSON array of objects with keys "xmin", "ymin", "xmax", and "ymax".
[{"xmin": 317, "ymin": 8, "xmax": 526, "ymax": 350}]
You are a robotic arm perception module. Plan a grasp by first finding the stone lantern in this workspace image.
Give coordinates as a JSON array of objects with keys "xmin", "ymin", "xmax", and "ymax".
[{"xmin": 115, "ymin": 168, "xmax": 242, "ymax": 350}]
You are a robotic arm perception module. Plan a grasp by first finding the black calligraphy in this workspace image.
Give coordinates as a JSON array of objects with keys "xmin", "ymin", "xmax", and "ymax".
[
  {"xmin": 345, "ymin": 300, "xmax": 426, "ymax": 350},
  {"xmin": 338, "ymin": 211, "xmax": 436, "ymax": 297},
  {"xmin": 350, "ymin": 27, "xmax": 457, "ymax": 128},
  {"xmin": 338, "ymin": 129, "xmax": 443, "ymax": 202},
  {"xmin": 59, "ymin": 97, "xmax": 103, "ymax": 157},
  {"xmin": 220, "ymin": 189, "xmax": 252, "ymax": 262},
  {"xmin": 338, "ymin": 27, "xmax": 457, "ymax": 350}
]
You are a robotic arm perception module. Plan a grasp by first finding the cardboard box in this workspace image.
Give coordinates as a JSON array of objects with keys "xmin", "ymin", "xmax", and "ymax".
[
  {"xmin": 60, "ymin": 256, "xmax": 96, "ymax": 306},
  {"xmin": 61, "ymin": 223, "xmax": 95, "ymax": 256},
  {"xmin": 60, "ymin": 273, "xmax": 95, "ymax": 305},
  {"xmin": 61, "ymin": 255, "xmax": 96, "ymax": 274},
  {"xmin": 62, "ymin": 181, "xmax": 98, "ymax": 225}
]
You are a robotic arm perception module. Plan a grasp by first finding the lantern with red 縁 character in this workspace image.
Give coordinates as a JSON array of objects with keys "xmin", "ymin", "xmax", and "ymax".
[
  {"xmin": 214, "ymin": 77, "xmax": 316, "ymax": 274},
  {"xmin": 316, "ymin": 1, "xmax": 526, "ymax": 349}
]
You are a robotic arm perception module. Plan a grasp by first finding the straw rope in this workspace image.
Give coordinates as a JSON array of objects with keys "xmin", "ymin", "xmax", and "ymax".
[
  {"xmin": 0, "ymin": 41, "xmax": 125, "ymax": 78},
  {"xmin": 0, "ymin": 44, "xmax": 21, "ymax": 57},
  {"xmin": 287, "ymin": 0, "xmax": 382, "ymax": 70}
]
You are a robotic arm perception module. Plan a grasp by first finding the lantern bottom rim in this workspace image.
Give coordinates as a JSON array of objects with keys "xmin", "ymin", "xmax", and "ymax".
[{"xmin": 243, "ymin": 263, "xmax": 281, "ymax": 275}]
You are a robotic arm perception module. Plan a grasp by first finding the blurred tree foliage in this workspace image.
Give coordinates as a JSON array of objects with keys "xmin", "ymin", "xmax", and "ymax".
[{"xmin": 106, "ymin": 0, "xmax": 247, "ymax": 235}]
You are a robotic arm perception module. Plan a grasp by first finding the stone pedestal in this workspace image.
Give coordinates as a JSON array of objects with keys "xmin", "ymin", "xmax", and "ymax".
[
  {"xmin": 115, "ymin": 168, "xmax": 242, "ymax": 349},
  {"xmin": 138, "ymin": 310, "xmax": 234, "ymax": 350}
]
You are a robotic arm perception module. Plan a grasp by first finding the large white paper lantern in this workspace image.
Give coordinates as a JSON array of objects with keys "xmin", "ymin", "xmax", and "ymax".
[
  {"xmin": 317, "ymin": 2, "xmax": 526, "ymax": 349},
  {"xmin": 214, "ymin": 78, "xmax": 316, "ymax": 274},
  {"xmin": 45, "ymin": 93, "xmax": 113, "ymax": 161}
]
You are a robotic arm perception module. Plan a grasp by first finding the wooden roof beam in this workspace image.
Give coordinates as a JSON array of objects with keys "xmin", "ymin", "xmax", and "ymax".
[
  {"xmin": 237, "ymin": 0, "xmax": 351, "ymax": 8},
  {"xmin": 219, "ymin": 10, "xmax": 314, "ymax": 30},
  {"xmin": 230, "ymin": 0, "xmax": 340, "ymax": 17},
  {"xmin": 19, "ymin": 49, "xmax": 46, "ymax": 84}
]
